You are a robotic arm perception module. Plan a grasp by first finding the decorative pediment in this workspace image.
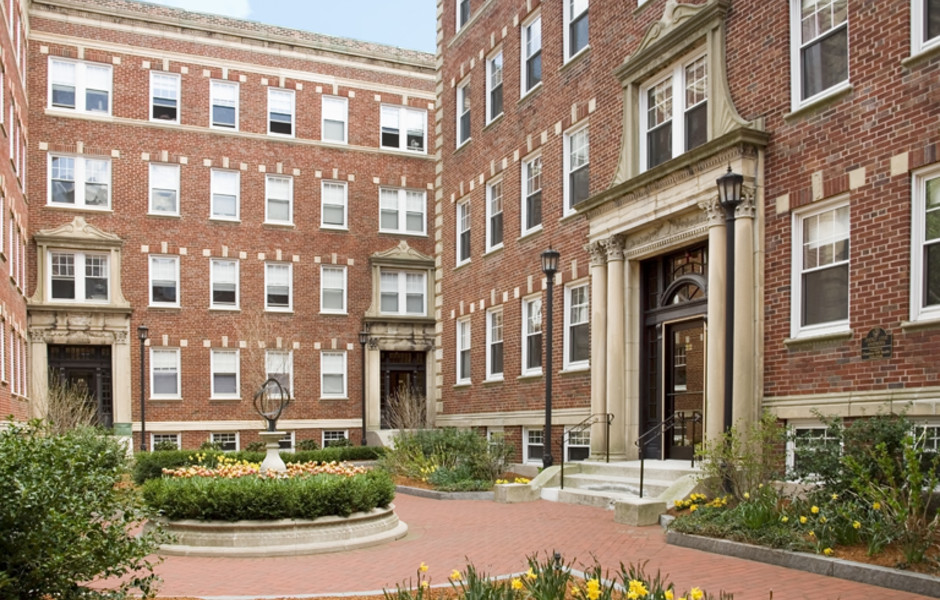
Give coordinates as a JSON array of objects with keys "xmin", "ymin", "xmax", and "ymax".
[
  {"xmin": 370, "ymin": 240, "xmax": 434, "ymax": 267},
  {"xmin": 33, "ymin": 216, "xmax": 123, "ymax": 248},
  {"xmin": 633, "ymin": 0, "xmax": 717, "ymax": 58}
]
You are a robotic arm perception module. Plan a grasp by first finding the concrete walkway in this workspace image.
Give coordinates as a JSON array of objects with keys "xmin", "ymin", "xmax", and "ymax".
[{"xmin": 150, "ymin": 493, "xmax": 928, "ymax": 599}]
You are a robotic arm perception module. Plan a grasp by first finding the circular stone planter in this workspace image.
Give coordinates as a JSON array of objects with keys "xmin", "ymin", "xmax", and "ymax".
[{"xmin": 152, "ymin": 504, "xmax": 408, "ymax": 557}]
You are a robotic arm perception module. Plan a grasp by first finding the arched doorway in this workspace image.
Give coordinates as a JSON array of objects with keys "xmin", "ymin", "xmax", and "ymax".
[{"xmin": 640, "ymin": 245, "xmax": 707, "ymax": 460}]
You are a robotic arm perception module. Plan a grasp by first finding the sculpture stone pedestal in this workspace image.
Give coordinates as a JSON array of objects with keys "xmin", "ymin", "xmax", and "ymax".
[{"xmin": 259, "ymin": 430, "xmax": 287, "ymax": 474}]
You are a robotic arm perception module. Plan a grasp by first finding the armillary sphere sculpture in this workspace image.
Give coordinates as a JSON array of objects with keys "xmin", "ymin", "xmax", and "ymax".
[{"xmin": 253, "ymin": 377, "xmax": 291, "ymax": 473}]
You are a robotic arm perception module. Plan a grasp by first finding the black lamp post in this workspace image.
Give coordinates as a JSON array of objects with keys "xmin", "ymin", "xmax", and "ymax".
[
  {"xmin": 137, "ymin": 325, "xmax": 149, "ymax": 452},
  {"xmin": 540, "ymin": 247, "xmax": 560, "ymax": 468},
  {"xmin": 716, "ymin": 167, "xmax": 744, "ymax": 433},
  {"xmin": 359, "ymin": 329, "xmax": 370, "ymax": 446}
]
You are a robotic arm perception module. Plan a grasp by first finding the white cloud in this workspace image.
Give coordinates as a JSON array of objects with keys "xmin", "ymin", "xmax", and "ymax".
[{"xmin": 147, "ymin": 0, "xmax": 252, "ymax": 20}]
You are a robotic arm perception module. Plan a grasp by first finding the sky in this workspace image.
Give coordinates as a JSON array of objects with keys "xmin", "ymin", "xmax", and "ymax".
[{"xmin": 144, "ymin": 0, "xmax": 438, "ymax": 53}]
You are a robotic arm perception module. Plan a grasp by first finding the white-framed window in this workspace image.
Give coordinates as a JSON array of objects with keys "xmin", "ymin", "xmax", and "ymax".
[
  {"xmin": 522, "ymin": 155, "xmax": 542, "ymax": 234},
  {"xmin": 321, "ymin": 181, "xmax": 348, "ymax": 229},
  {"xmin": 790, "ymin": 0, "xmax": 849, "ymax": 109},
  {"xmin": 564, "ymin": 125, "xmax": 590, "ymax": 212},
  {"xmin": 210, "ymin": 258, "xmax": 239, "ymax": 309},
  {"xmin": 266, "ymin": 350, "xmax": 293, "ymax": 397},
  {"xmin": 211, "ymin": 349, "xmax": 240, "ymax": 398},
  {"xmin": 149, "ymin": 255, "xmax": 180, "ymax": 307},
  {"xmin": 456, "ymin": 0, "xmax": 470, "ymax": 30},
  {"xmin": 149, "ymin": 163, "xmax": 180, "ymax": 215},
  {"xmin": 521, "ymin": 13, "xmax": 542, "ymax": 95},
  {"xmin": 380, "ymin": 105, "xmax": 426, "ymax": 152},
  {"xmin": 456, "ymin": 200, "xmax": 471, "ymax": 265},
  {"xmin": 320, "ymin": 265, "xmax": 347, "ymax": 314},
  {"xmin": 564, "ymin": 0, "xmax": 589, "ymax": 61},
  {"xmin": 322, "ymin": 95, "xmax": 348, "ymax": 143},
  {"xmin": 48, "ymin": 155, "xmax": 111, "ymax": 209},
  {"xmin": 278, "ymin": 431, "xmax": 295, "ymax": 451},
  {"xmin": 380, "ymin": 269, "xmax": 427, "ymax": 316},
  {"xmin": 791, "ymin": 199, "xmax": 850, "ymax": 338},
  {"xmin": 522, "ymin": 295, "xmax": 542, "ymax": 375},
  {"xmin": 524, "ymin": 428, "xmax": 544, "ymax": 463},
  {"xmin": 265, "ymin": 175, "xmax": 293, "ymax": 225},
  {"xmin": 485, "ymin": 307, "xmax": 503, "ymax": 381},
  {"xmin": 914, "ymin": 422, "xmax": 940, "ymax": 452},
  {"xmin": 150, "ymin": 71, "xmax": 180, "ymax": 123},
  {"xmin": 210, "ymin": 169, "xmax": 239, "ymax": 221},
  {"xmin": 379, "ymin": 187, "xmax": 426, "ymax": 235},
  {"xmin": 151, "ymin": 433, "xmax": 181, "ymax": 449},
  {"xmin": 268, "ymin": 88, "xmax": 294, "ymax": 136},
  {"xmin": 151, "ymin": 348, "xmax": 181, "ymax": 399},
  {"xmin": 210, "ymin": 80, "xmax": 238, "ymax": 129},
  {"xmin": 211, "ymin": 432, "xmax": 239, "ymax": 452},
  {"xmin": 910, "ymin": 166, "xmax": 940, "ymax": 322},
  {"xmin": 48, "ymin": 58, "xmax": 111, "ymax": 114},
  {"xmin": 786, "ymin": 424, "xmax": 839, "ymax": 473},
  {"xmin": 321, "ymin": 351, "xmax": 347, "ymax": 398},
  {"xmin": 486, "ymin": 51, "xmax": 503, "ymax": 123},
  {"xmin": 48, "ymin": 251, "xmax": 109, "ymax": 302},
  {"xmin": 913, "ymin": 0, "xmax": 940, "ymax": 55},
  {"xmin": 456, "ymin": 79, "xmax": 471, "ymax": 147},
  {"xmin": 640, "ymin": 53, "xmax": 708, "ymax": 172},
  {"xmin": 565, "ymin": 427, "xmax": 590, "ymax": 461},
  {"xmin": 456, "ymin": 317, "xmax": 471, "ymax": 384},
  {"xmin": 323, "ymin": 430, "xmax": 349, "ymax": 447},
  {"xmin": 265, "ymin": 263, "xmax": 292, "ymax": 311},
  {"xmin": 564, "ymin": 282, "xmax": 590, "ymax": 370},
  {"xmin": 487, "ymin": 429, "xmax": 505, "ymax": 450},
  {"xmin": 486, "ymin": 179, "xmax": 503, "ymax": 251}
]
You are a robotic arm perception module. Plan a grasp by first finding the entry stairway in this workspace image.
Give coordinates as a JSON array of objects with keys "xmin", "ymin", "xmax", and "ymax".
[{"xmin": 506, "ymin": 459, "xmax": 702, "ymax": 526}]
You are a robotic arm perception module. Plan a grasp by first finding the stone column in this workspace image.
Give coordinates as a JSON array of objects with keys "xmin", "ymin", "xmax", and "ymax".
[
  {"xmin": 701, "ymin": 199, "xmax": 727, "ymax": 444},
  {"xmin": 366, "ymin": 341, "xmax": 382, "ymax": 435},
  {"xmin": 28, "ymin": 331, "xmax": 49, "ymax": 420},
  {"xmin": 732, "ymin": 195, "xmax": 757, "ymax": 429},
  {"xmin": 111, "ymin": 326, "xmax": 133, "ymax": 442},
  {"xmin": 587, "ymin": 241, "xmax": 608, "ymax": 459},
  {"xmin": 604, "ymin": 236, "xmax": 628, "ymax": 460}
]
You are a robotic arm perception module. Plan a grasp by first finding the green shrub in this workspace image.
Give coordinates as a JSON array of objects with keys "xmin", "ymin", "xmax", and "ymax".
[
  {"xmin": 141, "ymin": 469, "xmax": 394, "ymax": 521},
  {"xmin": 132, "ymin": 445, "xmax": 386, "ymax": 484},
  {"xmin": 243, "ymin": 440, "xmax": 265, "ymax": 452},
  {"xmin": 696, "ymin": 411, "xmax": 786, "ymax": 499},
  {"xmin": 0, "ymin": 420, "xmax": 167, "ymax": 599},
  {"xmin": 297, "ymin": 438, "xmax": 320, "ymax": 451}
]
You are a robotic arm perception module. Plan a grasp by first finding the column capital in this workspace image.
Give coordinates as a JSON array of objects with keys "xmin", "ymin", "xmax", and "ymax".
[
  {"xmin": 698, "ymin": 198, "xmax": 726, "ymax": 227},
  {"xmin": 604, "ymin": 235, "xmax": 625, "ymax": 262},
  {"xmin": 586, "ymin": 241, "xmax": 608, "ymax": 266},
  {"xmin": 735, "ymin": 192, "xmax": 757, "ymax": 219}
]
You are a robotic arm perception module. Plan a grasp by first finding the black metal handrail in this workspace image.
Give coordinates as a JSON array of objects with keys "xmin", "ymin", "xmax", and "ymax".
[
  {"xmin": 559, "ymin": 412, "xmax": 614, "ymax": 490},
  {"xmin": 634, "ymin": 411, "xmax": 701, "ymax": 498}
]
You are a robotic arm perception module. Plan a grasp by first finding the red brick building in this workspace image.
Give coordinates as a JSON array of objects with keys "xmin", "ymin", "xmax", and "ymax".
[
  {"xmin": 437, "ymin": 0, "xmax": 940, "ymax": 466},
  {"xmin": 25, "ymin": 0, "xmax": 436, "ymax": 450}
]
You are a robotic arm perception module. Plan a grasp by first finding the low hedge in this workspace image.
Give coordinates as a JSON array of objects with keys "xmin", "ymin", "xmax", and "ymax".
[
  {"xmin": 141, "ymin": 469, "xmax": 395, "ymax": 521},
  {"xmin": 132, "ymin": 446, "xmax": 386, "ymax": 484}
]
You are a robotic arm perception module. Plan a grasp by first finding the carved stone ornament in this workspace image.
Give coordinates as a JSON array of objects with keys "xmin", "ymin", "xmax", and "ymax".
[
  {"xmin": 604, "ymin": 236, "xmax": 626, "ymax": 261},
  {"xmin": 586, "ymin": 241, "xmax": 608, "ymax": 266}
]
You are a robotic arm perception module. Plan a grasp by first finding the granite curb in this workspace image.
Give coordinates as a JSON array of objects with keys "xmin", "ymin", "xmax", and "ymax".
[
  {"xmin": 395, "ymin": 485, "xmax": 494, "ymax": 501},
  {"xmin": 665, "ymin": 530, "xmax": 940, "ymax": 598}
]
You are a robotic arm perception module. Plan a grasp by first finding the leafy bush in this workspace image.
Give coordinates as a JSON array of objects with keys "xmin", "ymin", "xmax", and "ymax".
[
  {"xmin": 0, "ymin": 420, "xmax": 167, "ymax": 599},
  {"xmin": 142, "ymin": 468, "xmax": 394, "ymax": 520},
  {"xmin": 243, "ymin": 440, "xmax": 266, "ymax": 452},
  {"xmin": 379, "ymin": 428, "xmax": 512, "ymax": 491},
  {"xmin": 297, "ymin": 438, "xmax": 320, "ymax": 451},
  {"xmin": 133, "ymin": 445, "xmax": 386, "ymax": 483},
  {"xmin": 696, "ymin": 411, "xmax": 786, "ymax": 499}
]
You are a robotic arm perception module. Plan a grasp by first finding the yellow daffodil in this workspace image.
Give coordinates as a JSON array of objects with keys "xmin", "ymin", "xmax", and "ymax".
[
  {"xmin": 689, "ymin": 504, "xmax": 698, "ymax": 512},
  {"xmin": 831, "ymin": 493, "xmax": 839, "ymax": 500},
  {"xmin": 743, "ymin": 492, "xmax": 750, "ymax": 499},
  {"xmin": 586, "ymin": 578, "xmax": 602, "ymax": 600},
  {"xmin": 665, "ymin": 590, "xmax": 674, "ymax": 600},
  {"xmin": 781, "ymin": 516, "xmax": 789, "ymax": 523},
  {"xmin": 419, "ymin": 562, "xmax": 429, "ymax": 573},
  {"xmin": 511, "ymin": 578, "xmax": 523, "ymax": 590},
  {"xmin": 853, "ymin": 520, "xmax": 861, "ymax": 529},
  {"xmin": 809, "ymin": 530, "xmax": 815, "ymax": 538},
  {"xmin": 450, "ymin": 570, "xmax": 462, "ymax": 581},
  {"xmin": 690, "ymin": 587, "xmax": 704, "ymax": 600},
  {"xmin": 525, "ymin": 568, "xmax": 537, "ymax": 581},
  {"xmin": 811, "ymin": 505, "xmax": 819, "ymax": 514},
  {"xmin": 571, "ymin": 587, "xmax": 581, "ymax": 597},
  {"xmin": 819, "ymin": 516, "xmax": 827, "ymax": 524},
  {"xmin": 799, "ymin": 516, "xmax": 808, "ymax": 524},
  {"xmin": 873, "ymin": 502, "xmax": 881, "ymax": 510},
  {"xmin": 823, "ymin": 547, "xmax": 834, "ymax": 556},
  {"xmin": 420, "ymin": 581, "xmax": 430, "ymax": 589},
  {"xmin": 628, "ymin": 579, "xmax": 649, "ymax": 598}
]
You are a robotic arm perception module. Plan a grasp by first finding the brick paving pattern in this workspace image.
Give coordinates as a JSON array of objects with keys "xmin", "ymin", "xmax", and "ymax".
[{"xmin": 149, "ymin": 494, "xmax": 928, "ymax": 599}]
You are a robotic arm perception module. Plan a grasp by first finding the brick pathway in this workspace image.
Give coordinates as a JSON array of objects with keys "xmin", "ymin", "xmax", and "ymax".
[{"xmin": 149, "ymin": 493, "xmax": 928, "ymax": 599}]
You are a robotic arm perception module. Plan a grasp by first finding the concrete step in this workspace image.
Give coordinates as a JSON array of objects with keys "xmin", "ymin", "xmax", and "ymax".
[
  {"xmin": 560, "ymin": 472, "xmax": 672, "ymax": 498},
  {"xmin": 573, "ymin": 459, "xmax": 700, "ymax": 482},
  {"xmin": 549, "ymin": 487, "xmax": 644, "ymax": 509}
]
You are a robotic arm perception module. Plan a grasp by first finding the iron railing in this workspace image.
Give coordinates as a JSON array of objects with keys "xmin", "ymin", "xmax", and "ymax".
[
  {"xmin": 559, "ymin": 412, "xmax": 614, "ymax": 490},
  {"xmin": 634, "ymin": 411, "xmax": 701, "ymax": 498}
]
